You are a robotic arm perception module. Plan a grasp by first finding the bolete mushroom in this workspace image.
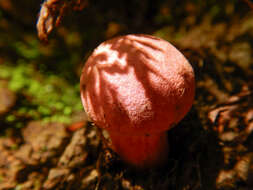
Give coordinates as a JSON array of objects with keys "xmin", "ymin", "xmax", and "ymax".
[{"xmin": 80, "ymin": 34, "xmax": 195, "ymax": 168}]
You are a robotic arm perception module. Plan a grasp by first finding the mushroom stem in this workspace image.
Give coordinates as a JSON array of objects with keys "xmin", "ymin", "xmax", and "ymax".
[{"xmin": 108, "ymin": 131, "xmax": 169, "ymax": 168}]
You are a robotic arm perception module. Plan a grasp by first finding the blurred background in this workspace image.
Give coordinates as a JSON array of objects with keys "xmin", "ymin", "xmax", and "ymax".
[{"xmin": 0, "ymin": 0, "xmax": 253, "ymax": 189}]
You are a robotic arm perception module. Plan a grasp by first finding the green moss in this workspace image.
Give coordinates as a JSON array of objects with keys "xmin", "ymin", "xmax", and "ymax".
[
  {"xmin": 6, "ymin": 115, "xmax": 16, "ymax": 122},
  {"xmin": 13, "ymin": 40, "xmax": 41, "ymax": 59},
  {"xmin": 0, "ymin": 63, "xmax": 82, "ymax": 126}
]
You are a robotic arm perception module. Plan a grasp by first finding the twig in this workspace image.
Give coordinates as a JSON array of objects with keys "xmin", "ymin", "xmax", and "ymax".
[{"xmin": 36, "ymin": 0, "xmax": 88, "ymax": 44}]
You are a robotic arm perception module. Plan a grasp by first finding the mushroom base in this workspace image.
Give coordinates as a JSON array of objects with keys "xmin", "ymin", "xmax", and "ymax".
[{"xmin": 108, "ymin": 131, "xmax": 169, "ymax": 168}]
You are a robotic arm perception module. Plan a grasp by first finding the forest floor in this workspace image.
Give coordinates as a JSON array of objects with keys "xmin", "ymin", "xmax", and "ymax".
[{"xmin": 0, "ymin": 1, "xmax": 253, "ymax": 190}]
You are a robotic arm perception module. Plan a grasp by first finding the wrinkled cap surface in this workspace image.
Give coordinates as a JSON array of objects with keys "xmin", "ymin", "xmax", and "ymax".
[{"xmin": 80, "ymin": 34, "xmax": 195, "ymax": 135}]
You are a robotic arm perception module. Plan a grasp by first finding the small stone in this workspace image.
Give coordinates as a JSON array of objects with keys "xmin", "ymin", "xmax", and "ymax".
[
  {"xmin": 19, "ymin": 121, "xmax": 69, "ymax": 164},
  {"xmin": 58, "ymin": 128, "xmax": 88, "ymax": 167},
  {"xmin": 0, "ymin": 84, "xmax": 16, "ymax": 115},
  {"xmin": 43, "ymin": 168, "xmax": 70, "ymax": 189}
]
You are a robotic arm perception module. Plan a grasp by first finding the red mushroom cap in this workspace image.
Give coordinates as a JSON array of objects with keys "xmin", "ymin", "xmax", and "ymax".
[{"xmin": 80, "ymin": 34, "xmax": 195, "ymax": 136}]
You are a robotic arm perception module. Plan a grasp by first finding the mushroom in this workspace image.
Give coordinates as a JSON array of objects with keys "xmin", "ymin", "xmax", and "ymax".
[{"xmin": 80, "ymin": 34, "xmax": 195, "ymax": 168}]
